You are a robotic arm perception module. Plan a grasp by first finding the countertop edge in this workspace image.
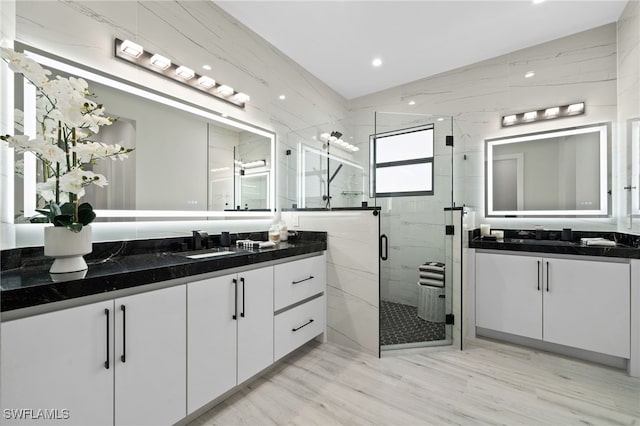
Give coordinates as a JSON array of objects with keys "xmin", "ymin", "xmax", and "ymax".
[{"xmin": 1, "ymin": 242, "xmax": 326, "ymax": 316}]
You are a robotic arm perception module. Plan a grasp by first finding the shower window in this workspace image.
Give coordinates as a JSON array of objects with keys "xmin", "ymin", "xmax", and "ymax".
[{"xmin": 370, "ymin": 125, "xmax": 434, "ymax": 197}]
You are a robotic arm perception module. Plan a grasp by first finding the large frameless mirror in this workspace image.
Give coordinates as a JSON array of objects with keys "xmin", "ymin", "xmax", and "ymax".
[
  {"xmin": 12, "ymin": 43, "xmax": 275, "ymax": 221},
  {"xmin": 485, "ymin": 123, "xmax": 610, "ymax": 217},
  {"xmin": 631, "ymin": 118, "xmax": 640, "ymax": 217}
]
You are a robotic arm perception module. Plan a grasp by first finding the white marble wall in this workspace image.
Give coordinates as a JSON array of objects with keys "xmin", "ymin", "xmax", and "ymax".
[
  {"xmin": 618, "ymin": 1, "xmax": 640, "ymax": 233},
  {"xmin": 282, "ymin": 211, "xmax": 380, "ymax": 356},
  {"xmin": 350, "ymin": 23, "xmax": 619, "ymax": 232}
]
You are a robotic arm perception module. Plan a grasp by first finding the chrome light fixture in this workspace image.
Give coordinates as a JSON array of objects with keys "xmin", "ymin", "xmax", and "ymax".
[
  {"xmin": 114, "ymin": 38, "xmax": 249, "ymax": 108},
  {"xmin": 501, "ymin": 102, "xmax": 585, "ymax": 127}
]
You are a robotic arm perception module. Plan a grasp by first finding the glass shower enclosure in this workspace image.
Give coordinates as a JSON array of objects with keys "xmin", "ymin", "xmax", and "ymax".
[{"xmin": 372, "ymin": 112, "xmax": 455, "ymax": 351}]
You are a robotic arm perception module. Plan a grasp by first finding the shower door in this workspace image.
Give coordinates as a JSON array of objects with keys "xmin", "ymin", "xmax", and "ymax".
[{"xmin": 372, "ymin": 112, "xmax": 454, "ymax": 351}]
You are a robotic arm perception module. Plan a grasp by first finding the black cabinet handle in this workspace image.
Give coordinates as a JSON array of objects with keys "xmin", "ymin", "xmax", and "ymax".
[
  {"xmin": 292, "ymin": 276, "xmax": 314, "ymax": 285},
  {"xmin": 240, "ymin": 277, "xmax": 245, "ymax": 318},
  {"xmin": 546, "ymin": 261, "xmax": 550, "ymax": 292},
  {"xmin": 292, "ymin": 319, "xmax": 314, "ymax": 332},
  {"xmin": 120, "ymin": 305, "xmax": 126, "ymax": 363},
  {"xmin": 232, "ymin": 278, "xmax": 238, "ymax": 320},
  {"xmin": 380, "ymin": 234, "xmax": 388, "ymax": 261},
  {"xmin": 104, "ymin": 308, "xmax": 110, "ymax": 370},
  {"xmin": 537, "ymin": 261, "xmax": 540, "ymax": 291}
]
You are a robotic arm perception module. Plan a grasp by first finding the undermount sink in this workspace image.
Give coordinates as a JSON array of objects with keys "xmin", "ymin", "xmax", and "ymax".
[
  {"xmin": 181, "ymin": 250, "xmax": 236, "ymax": 259},
  {"xmin": 505, "ymin": 238, "xmax": 576, "ymax": 246}
]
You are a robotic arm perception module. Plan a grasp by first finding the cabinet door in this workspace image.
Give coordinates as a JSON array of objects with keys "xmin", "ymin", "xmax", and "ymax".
[
  {"xmin": 0, "ymin": 301, "xmax": 113, "ymax": 426},
  {"xmin": 187, "ymin": 274, "xmax": 238, "ymax": 414},
  {"xmin": 237, "ymin": 266, "xmax": 274, "ymax": 383},
  {"xmin": 543, "ymin": 258, "xmax": 630, "ymax": 358},
  {"xmin": 476, "ymin": 252, "xmax": 542, "ymax": 339},
  {"xmin": 114, "ymin": 285, "xmax": 186, "ymax": 426}
]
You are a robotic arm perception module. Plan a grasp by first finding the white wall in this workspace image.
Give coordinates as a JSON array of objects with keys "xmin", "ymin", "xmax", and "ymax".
[
  {"xmin": 350, "ymin": 23, "xmax": 619, "ymax": 232},
  {"xmin": 618, "ymin": 0, "xmax": 640, "ymax": 233}
]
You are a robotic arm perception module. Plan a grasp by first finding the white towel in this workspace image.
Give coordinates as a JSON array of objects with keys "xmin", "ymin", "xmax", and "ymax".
[
  {"xmin": 420, "ymin": 272, "xmax": 444, "ymax": 280},
  {"xmin": 419, "ymin": 262, "xmax": 445, "ymax": 272},
  {"xmin": 419, "ymin": 279, "xmax": 445, "ymax": 287},
  {"xmin": 581, "ymin": 237, "xmax": 617, "ymax": 247}
]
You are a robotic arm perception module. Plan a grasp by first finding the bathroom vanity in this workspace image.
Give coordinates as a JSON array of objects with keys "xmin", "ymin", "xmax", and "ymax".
[
  {"xmin": 0, "ymin": 232, "xmax": 327, "ymax": 425},
  {"xmin": 468, "ymin": 230, "xmax": 640, "ymax": 377}
]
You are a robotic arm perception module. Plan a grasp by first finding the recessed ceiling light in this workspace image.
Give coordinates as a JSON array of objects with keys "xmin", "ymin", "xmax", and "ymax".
[
  {"xmin": 437, "ymin": 118, "xmax": 444, "ymax": 122},
  {"xmin": 408, "ymin": 100, "xmax": 416, "ymax": 106},
  {"xmin": 202, "ymin": 64, "xmax": 212, "ymax": 71},
  {"xmin": 533, "ymin": 0, "xmax": 545, "ymax": 4},
  {"xmin": 525, "ymin": 71, "xmax": 535, "ymax": 78},
  {"xmin": 372, "ymin": 58, "xmax": 382, "ymax": 67},
  {"xmin": 279, "ymin": 94, "xmax": 286, "ymax": 100}
]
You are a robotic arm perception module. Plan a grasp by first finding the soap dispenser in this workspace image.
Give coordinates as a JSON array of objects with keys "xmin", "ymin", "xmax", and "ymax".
[{"xmin": 268, "ymin": 215, "xmax": 281, "ymax": 243}]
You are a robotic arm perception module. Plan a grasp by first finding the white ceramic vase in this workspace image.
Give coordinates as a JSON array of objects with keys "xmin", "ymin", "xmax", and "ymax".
[{"xmin": 44, "ymin": 225, "xmax": 93, "ymax": 282}]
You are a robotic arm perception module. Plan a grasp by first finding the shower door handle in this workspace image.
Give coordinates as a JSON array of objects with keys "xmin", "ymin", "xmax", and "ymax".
[{"xmin": 380, "ymin": 234, "xmax": 388, "ymax": 261}]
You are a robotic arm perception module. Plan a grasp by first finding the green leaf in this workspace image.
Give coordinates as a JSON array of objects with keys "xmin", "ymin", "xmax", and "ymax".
[
  {"xmin": 67, "ymin": 223, "xmax": 83, "ymax": 233},
  {"xmin": 59, "ymin": 202, "xmax": 75, "ymax": 217},
  {"xmin": 77, "ymin": 202, "xmax": 96, "ymax": 226},
  {"xmin": 52, "ymin": 214, "xmax": 73, "ymax": 227}
]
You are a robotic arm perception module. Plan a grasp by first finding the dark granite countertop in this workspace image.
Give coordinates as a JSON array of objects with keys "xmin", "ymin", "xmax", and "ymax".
[
  {"xmin": 468, "ymin": 229, "xmax": 640, "ymax": 259},
  {"xmin": 1, "ymin": 231, "xmax": 327, "ymax": 313}
]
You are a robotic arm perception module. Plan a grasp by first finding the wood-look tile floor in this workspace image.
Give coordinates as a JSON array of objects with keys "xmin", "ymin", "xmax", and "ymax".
[{"xmin": 190, "ymin": 339, "xmax": 640, "ymax": 425}]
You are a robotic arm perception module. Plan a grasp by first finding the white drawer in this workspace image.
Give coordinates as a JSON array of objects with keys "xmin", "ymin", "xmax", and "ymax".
[
  {"xmin": 274, "ymin": 296, "xmax": 325, "ymax": 361},
  {"xmin": 274, "ymin": 254, "xmax": 326, "ymax": 310}
]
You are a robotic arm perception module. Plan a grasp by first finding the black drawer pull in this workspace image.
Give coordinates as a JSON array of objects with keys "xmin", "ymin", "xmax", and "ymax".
[
  {"xmin": 292, "ymin": 276, "xmax": 314, "ymax": 285},
  {"xmin": 232, "ymin": 278, "xmax": 238, "ymax": 320},
  {"xmin": 240, "ymin": 277, "xmax": 245, "ymax": 318},
  {"xmin": 120, "ymin": 305, "xmax": 126, "ymax": 363},
  {"xmin": 104, "ymin": 308, "xmax": 110, "ymax": 370},
  {"xmin": 292, "ymin": 319, "xmax": 314, "ymax": 332}
]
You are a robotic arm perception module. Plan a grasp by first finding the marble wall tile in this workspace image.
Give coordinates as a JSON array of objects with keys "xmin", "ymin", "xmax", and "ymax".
[
  {"xmin": 350, "ymin": 24, "xmax": 619, "ymax": 232},
  {"xmin": 283, "ymin": 211, "xmax": 380, "ymax": 356}
]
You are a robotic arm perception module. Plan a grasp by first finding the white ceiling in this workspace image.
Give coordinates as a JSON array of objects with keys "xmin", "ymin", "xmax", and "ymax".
[{"xmin": 216, "ymin": 0, "xmax": 627, "ymax": 100}]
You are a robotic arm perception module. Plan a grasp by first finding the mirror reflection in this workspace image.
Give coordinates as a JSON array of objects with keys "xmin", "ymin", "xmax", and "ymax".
[
  {"xmin": 13, "ymin": 46, "xmax": 274, "ymax": 221},
  {"xmin": 632, "ymin": 119, "xmax": 640, "ymax": 215},
  {"xmin": 486, "ymin": 123, "xmax": 609, "ymax": 216}
]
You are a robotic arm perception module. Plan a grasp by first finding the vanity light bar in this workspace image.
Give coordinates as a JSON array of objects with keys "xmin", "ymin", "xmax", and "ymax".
[
  {"xmin": 114, "ymin": 38, "xmax": 249, "ymax": 108},
  {"xmin": 501, "ymin": 102, "xmax": 585, "ymax": 127},
  {"xmin": 319, "ymin": 132, "xmax": 360, "ymax": 152}
]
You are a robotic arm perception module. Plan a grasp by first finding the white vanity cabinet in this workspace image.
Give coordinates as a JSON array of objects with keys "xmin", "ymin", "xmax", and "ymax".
[
  {"xmin": 273, "ymin": 253, "xmax": 327, "ymax": 361},
  {"xmin": 0, "ymin": 285, "xmax": 186, "ymax": 426},
  {"xmin": 1, "ymin": 300, "xmax": 114, "ymax": 426},
  {"xmin": 114, "ymin": 285, "xmax": 186, "ymax": 426},
  {"xmin": 187, "ymin": 265, "xmax": 274, "ymax": 414},
  {"xmin": 476, "ymin": 252, "xmax": 630, "ymax": 358}
]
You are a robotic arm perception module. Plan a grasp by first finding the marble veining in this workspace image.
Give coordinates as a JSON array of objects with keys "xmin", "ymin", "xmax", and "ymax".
[
  {"xmin": 189, "ymin": 339, "xmax": 640, "ymax": 426},
  {"xmin": 469, "ymin": 228, "xmax": 640, "ymax": 258},
  {"xmin": 0, "ymin": 231, "xmax": 326, "ymax": 312}
]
